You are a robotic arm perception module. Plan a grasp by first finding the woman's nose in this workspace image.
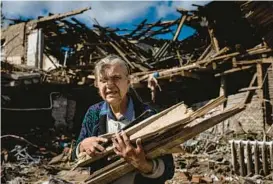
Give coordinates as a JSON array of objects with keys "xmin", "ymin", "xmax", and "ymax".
[{"xmin": 106, "ymin": 79, "xmax": 114, "ymax": 86}]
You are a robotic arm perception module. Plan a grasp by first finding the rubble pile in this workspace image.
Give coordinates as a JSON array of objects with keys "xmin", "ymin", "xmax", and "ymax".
[{"xmin": 167, "ymin": 132, "xmax": 273, "ymax": 184}]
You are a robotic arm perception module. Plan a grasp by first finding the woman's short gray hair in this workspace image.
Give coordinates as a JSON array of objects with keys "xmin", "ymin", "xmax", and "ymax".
[{"xmin": 94, "ymin": 55, "xmax": 130, "ymax": 83}]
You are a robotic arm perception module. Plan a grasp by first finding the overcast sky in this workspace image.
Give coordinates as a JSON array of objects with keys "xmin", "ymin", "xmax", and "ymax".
[{"xmin": 2, "ymin": 1, "xmax": 209, "ymax": 39}]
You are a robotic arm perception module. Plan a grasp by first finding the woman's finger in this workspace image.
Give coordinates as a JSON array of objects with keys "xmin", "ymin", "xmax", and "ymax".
[
  {"xmin": 113, "ymin": 147, "xmax": 122, "ymax": 156},
  {"xmin": 112, "ymin": 138, "xmax": 121, "ymax": 151},
  {"xmin": 96, "ymin": 137, "xmax": 108, "ymax": 143},
  {"xmin": 121, "ymin": 131, "xmax": 131, "ymax": 147},
  {"xmin": 94, "ymin": 143, "xmax": 105, "ymax": 152},
  {"xmin": 115, "ymin": 133, "xmax": 125, "ymax": 148},
  {"xmin": 85, "ymin": 148, "xmax": 94, "ymax": 157},
  {"xmin": 136, "ymin": 138, "xmax": 143, "ymax": 153}
]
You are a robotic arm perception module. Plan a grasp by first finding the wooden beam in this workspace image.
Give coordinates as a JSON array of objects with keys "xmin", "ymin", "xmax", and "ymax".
[
  {"xmin": 208, "ymin": 27, "xmax": 220, "ymax": 52},
  {"xmin": 219, "ymin": 76, "xmax": 226, "ymax": 134},
  {"xmin": 241, "ymin": 73, "xmax": 257, "ymax": 104},
  {"xmin": 256, "ymin": 63, "xmax": 266, "ymax": 129},
  {"xmin": 32, "ymin": 7, "xmax": 91, "ymax": 24},
  {"xmin": 239, "ymin": 86, "xmax": 261, "ymax": 92},
  {"xmin": 198, "ymin": 47, "xmax": 272, "ymax": 66},
  {"xmin": 156, "ymin": 70, "xmax": 200, "ymax": 80},
  {"xmin": 235, "ymin": 57, "xmax": 273, "ymax": 65},
  {"xmin": 197, "ymin": 44, "xmax": 212, "ymax": 61},
  {"xmin": 108, "ymin": 41, "xmax": 135, "ymax": 69},
  {"xmin": 215, "ymin": 66, "xmax": 253, "ymax": 77},
  {"xmin": 173, "ymin": 14, "xmax": 187, "ymax": 41}
]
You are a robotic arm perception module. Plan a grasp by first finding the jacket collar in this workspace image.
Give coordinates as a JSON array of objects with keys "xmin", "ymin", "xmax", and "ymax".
[
  {"xmin": 99, "ymin": 96, "xmax": 135, "ymax": 122},
  {"xmin": 97, "ymin": 93, "xmax": 146, "ymax": 135}
]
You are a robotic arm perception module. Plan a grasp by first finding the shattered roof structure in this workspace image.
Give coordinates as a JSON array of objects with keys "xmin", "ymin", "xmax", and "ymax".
[{"xmin": 1, "ymin": 1, "xmax": 273, "ymax": 125}]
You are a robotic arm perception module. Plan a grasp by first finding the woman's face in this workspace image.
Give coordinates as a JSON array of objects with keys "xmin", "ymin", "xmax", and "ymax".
[{"xmin": 97, "ymin": 64, "xmax": 130, "ymax": 106}]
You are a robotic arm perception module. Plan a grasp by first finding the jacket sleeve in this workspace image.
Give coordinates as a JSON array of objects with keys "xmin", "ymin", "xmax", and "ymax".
[
  {"xmin": 71, "ymin": 106, "xmax": 99, "ymax": 161},
  {"xmin": 134, "ymin": 154, "xmax": 175, "ymax": 184}
]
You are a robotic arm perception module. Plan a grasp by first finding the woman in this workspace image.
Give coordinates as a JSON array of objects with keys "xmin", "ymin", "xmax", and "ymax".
[{"xmin": 74, "ymin": 55, "xmax": 174, "ymax": 184}]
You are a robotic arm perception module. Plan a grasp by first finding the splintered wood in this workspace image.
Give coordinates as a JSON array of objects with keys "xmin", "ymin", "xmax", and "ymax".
[
  {"xmin": 84, "ymin": 104, "xmax": 245, "ymax": 184},
  {"xmin": 66, "ymin": 96, "xmax": 246, "ymax": 183},
  {"xmin": 130, "ymin": 103, "xmax": 190, "ymax": 140}
]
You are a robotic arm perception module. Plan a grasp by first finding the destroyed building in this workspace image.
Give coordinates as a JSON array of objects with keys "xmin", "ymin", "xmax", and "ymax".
[
  {"xmin": 2, "ymin": 1, "xmax": 272, "ymax": 134},
  {"xmin": 1, "ymin": 1, "xmax": 273, "ymax": 183}
]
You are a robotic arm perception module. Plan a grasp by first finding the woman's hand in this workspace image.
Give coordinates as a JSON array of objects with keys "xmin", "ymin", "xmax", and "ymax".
[
  {"xmin": 112, "ymin": 131, "xmax": 153, "ymax": 174},
  {"xmin": 79, "ymin": 137, "xmax": 108, "ymax": 157}
]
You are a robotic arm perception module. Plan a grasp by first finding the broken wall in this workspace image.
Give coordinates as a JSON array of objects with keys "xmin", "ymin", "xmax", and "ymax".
[
  {"xmin": 1, "ymin": 23, "xmax": 26, "ymax": 64},
  {"xmin": 225, "ymin": 92, "xmax": 264, "ymax": 133}
]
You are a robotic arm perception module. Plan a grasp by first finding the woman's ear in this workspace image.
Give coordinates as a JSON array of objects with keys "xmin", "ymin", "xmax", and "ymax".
[{"xmin": 127, "ymin": 75, "xmax": 131, "ymax": 84}]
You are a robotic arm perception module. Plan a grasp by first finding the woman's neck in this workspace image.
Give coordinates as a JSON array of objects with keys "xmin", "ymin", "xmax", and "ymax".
[{"xmin": 110, "ymin": 96, "xmax": 128, "ymax": 118}]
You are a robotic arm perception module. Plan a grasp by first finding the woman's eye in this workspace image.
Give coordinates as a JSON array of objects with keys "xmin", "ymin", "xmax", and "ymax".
[
  {"xmin": 113, "ymin": 76, "xmax": 121, "ymax": 81},
  {"xmin": 100, "ymin": 79, "xmax": 107, "ymax": 83}
]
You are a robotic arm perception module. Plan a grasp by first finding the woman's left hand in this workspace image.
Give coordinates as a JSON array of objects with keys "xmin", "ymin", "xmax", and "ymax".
[{"xmin": 112, "ymin": 131, "xmax": 153, "ymax": 174}]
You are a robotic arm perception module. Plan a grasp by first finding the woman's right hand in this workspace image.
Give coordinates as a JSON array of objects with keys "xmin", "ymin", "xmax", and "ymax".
[{"xmin": 79, "ymin": 137, "xmax": 108, "ymax": 157}]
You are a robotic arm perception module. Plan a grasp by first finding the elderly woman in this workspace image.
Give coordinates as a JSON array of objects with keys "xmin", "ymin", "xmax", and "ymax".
[{"xmin": 74, "ymin": 55, "xmax": 174, "ymax": 184}]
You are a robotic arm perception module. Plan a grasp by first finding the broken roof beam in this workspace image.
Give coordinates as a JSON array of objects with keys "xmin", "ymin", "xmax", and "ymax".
[
  {"xmin": 32, "ymin": 7, "xmax": 91, "ymax": 24},
  {"xmin": 132, "ymin": 19, "xmax": 162, "ymax": 39},
  {"xmin": 146, "ymin": 19, "xmax": 179, "ymax": 28},
  {"xmin": 215, "ymin": 65, "xmax": 253, "ymax": 77},
  {"xmin": 235, "ymin": 57, "xmax": 273, "ymax": 65},
  {"xmin": 197, "ymin": 47, "xmax": 273, "ymax": 66},
  {"xmin": 151, "ymin": 10, "xmax": 188, "ymax": 64},
  {"xmin": 70, "ymin": 17, "xmax": 90, "ymax": 30},
  {"xmin": 127, "ymin": 19, "xmax": 147, "ymax": 37},
  {"xmin": 147, "ymin": 28, "xmax": 172, "ymax": 38},
  {"xmin": 173, "ymin": 10, "xmax": 188, "ymax": 41}
]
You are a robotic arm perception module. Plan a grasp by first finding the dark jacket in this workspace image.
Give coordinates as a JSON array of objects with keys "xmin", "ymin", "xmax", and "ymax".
[{"xmin": 73, "ymin": 94, "xmax": 174, "ymax": 184}]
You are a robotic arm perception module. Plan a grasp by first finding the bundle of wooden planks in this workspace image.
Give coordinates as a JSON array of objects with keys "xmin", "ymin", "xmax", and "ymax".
[{"xmin": 72, "ymin": 96, "xmax": 245, "ymax": 183}]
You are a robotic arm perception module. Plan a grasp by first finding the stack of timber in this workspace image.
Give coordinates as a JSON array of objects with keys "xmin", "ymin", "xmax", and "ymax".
[{"xmin": 70, "ymin": 96, "xmax": 245, "ymax": 183}]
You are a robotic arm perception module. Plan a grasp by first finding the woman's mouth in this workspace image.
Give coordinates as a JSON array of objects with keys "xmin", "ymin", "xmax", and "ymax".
[{"xmin": 106, "ymin": 91, "xmax": 118, "ymax": 96}]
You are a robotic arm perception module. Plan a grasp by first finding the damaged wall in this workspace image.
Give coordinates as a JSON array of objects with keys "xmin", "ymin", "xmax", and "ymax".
[
  {"xmin": 226, "ymin": 93, "xmax": 264, "ymax": 133},
  {"xmin": 52, "ymin": 95, "xmax": 76, "ymax": 132},
  {"xmin": 1, "ymin": 23, "xmax": 26, "ymax": 64}
]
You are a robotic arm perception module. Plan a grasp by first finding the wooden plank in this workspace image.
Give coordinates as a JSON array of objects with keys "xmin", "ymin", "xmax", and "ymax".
[
  {"xmin": 32, "ymin": 7, "xmax": 91, "ymax": 24},
  {"xmin": 130, "ymin": 96, "xmax": 226, "ymax": 143},
  {"xmin": 76, "ymin": 96, "xmax": 225, "ymax": 168},
  {"xmin": 198, "ymin": 48, "xmax": 272, "ymax": 66},
  {"xmin": 75, "ymin": 102, "xmax": 186, "ymax": 167},
  {"xmin": 146, "ymin": 105, "xmax": 245, "ymax": 157},
  {"xmin": 235, "ymin": 57, "xmax": 273, "ymax": 65},
  {"xmin": 208, "ymin": 27, "xmax": 220, "ymax": 52},
  {"xmin": 173, "ymin": 14, "xmax": 187, "ymax": 41},
  {"xmin": 197, "ymin": 44, "xmax": 212, "ymax": 61},
  {"xmin": 215, "ymin": 66, "xmax": 253, "ymax": 77},
  {"xmin": 108, "ymin": 41, "xmax": 135, "ymax": 69},
  {"xmin": 242, "ymin": 73, "xmax": 257, "ymax": 104},
  {"xmin": 256, "ymin": 63, "xmax": 266, "ymax": 126},
  {"xmin": 156, "ymin": 70, "xmax": 200, "ymax": 80},
  {"xmin": 85, "ymin": 104, "xmax": 244, "ymax": 184},
  {"xmin": 239, "ymin": 86, "xmax": 261, "ymax": 92}
]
